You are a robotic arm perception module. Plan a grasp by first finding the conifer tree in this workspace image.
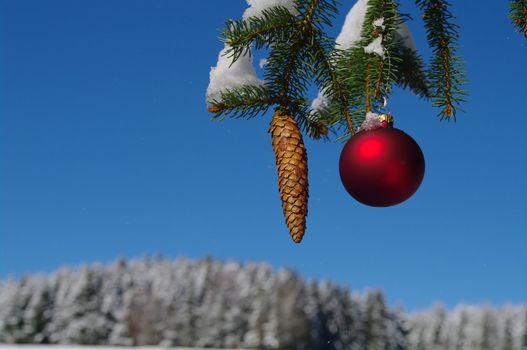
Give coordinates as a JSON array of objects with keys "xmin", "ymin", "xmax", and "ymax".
[
  {"xmin": 361, "ymin": 290, "xmax": 388, "ymax": 350},
  {"xmin": 386, "ymin": 306, "xmax": 410, "ymax": 350},
  {"xmin": 501, "ymin": 316, "xmax": 515, "ymax": 350},
  {"xmin": 55, "ymin": 266, "xmax": 110, "ymax": 345},
  {"xmin": 23, "ymin": 277, "xmax": 54, "ymax": 343},
  {"xmin": 452, "ymin": 308, "xmax": 469, "ymax": 350},
  {"xmin": 478, "ymin": 307, "xmax": 499, "ymax": 350},
  {"xmin": 521, "ymin": 307, "xmax": 527, "ymax": 350},
  {"xmin": 0, "ymin": 277, "xmax": 34, "ymax": 343},
  {"xmin": 428, "ymin": 304, "xmax": 447, "ymax": 350}
]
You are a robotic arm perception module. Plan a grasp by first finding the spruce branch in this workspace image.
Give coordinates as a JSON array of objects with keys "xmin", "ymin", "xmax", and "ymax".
[
  {"xmin": 365, "ymin": 62, "xmax": 372, "ymax": 113},
  {"xmin": 221, "ymin": 6, "xmax": 297, "ymax": 62},
  {"xmin": 371, "ymin": 3, "xmax": 388, "ymax": 99},
  {"xmin": 509, "ymin": 0, "xmax": 527, "ymax": 37},
  {"xmin": 392, "ymin": 45, "xmax": 430, "ymax": 98},
  {"xmin": 208, "ymin": 85, "xmax": 278, "ymax": 120},
  {"xmin": 332, "ymin": 46, "xmax": 371, "ymax": 132},
  {"xmin": 310, "ymin": 37, "xmax": 355, "ymax": 134},
  {"xmin": 288, "ymin": 98, "xmax": 330, "ymax": 140},
  {"xmin": 416, "ymin": 0, "xmax": 467, "ymax": 120},
  {"xmin": 274, "ymin": 0, "xmax": 322, "ymax": 99},
  {"xmin": 296, "ymin": 0, "xmax": 339, "ymax": 30},
  {"xmin": 320, "ymin": 0, "xmax": 401, "ymax": 135},
  {"xmin": 365, "ymin": 0, "xmax": 399, "ymax": 104},
  {"xmin": 210, "ymin": 0, "xmax": 343, "ymax": 139}
]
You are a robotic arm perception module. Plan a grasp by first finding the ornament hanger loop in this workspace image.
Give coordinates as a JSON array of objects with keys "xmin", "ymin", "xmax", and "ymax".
[{"xmin": 382, "ymin": 96, "xmax": 388, "ymax": 109}]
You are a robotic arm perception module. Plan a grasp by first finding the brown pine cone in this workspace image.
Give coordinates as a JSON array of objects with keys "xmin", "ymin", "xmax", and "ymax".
[{"xmin": 269, "ymin": 110, "xmax": 309, "ymax": 243}]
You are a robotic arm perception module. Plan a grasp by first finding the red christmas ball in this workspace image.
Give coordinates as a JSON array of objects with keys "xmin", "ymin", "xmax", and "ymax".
[{"xmin": 339, "ymin": 126, "xmax": 425, "ymax": 207}]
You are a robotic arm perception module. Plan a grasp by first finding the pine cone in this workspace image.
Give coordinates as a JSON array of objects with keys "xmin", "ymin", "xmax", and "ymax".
[{"xmin": 269, "ymin": 110, "xmax": 308, "ymax": 243}]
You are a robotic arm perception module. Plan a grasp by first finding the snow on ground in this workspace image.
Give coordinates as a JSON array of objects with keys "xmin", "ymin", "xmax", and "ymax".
[{"xmin": 0, "ymin": 347, "xmax": 244, "ymax": 350}]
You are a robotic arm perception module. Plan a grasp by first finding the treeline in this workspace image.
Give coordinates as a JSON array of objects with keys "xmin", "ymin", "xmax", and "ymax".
[
  {"xmin": 0, "ymin": 257, "xmax": 525, "ymax": 350},
  {"xmin": 408, "ymin": 304, "xmax": 527, "ymax": 350}
]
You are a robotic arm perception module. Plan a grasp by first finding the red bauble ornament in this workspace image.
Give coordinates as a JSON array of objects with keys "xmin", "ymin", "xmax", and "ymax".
[{"xmin": 339, "ymin": 123, "xmax": 425, "ymax": 207}]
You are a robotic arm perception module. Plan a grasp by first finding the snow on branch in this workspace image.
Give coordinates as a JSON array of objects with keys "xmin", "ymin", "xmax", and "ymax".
[
  {"xmin": 335, "ymin": 0, "xmax": 369, "ymax": 50},
  {"xmin": 311, "ymin": 0, "xmax": 418, "ymax": 112},
  {"xmin": 358, "ymin": 112, "xmax": 381, "ymax": 131},
  {"xmin": 243, "ymin": 0, "xmax": 298, "ymax": 19},
  {"xmin": 206, "ymin": 0, "xmax": 298, "ymax": 104},
  {"xmin": 206, "ymin": 45, "xmax": 264, "ymax": 103}
]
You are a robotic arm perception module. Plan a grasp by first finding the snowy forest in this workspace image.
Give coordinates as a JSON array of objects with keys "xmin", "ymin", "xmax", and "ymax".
[{"xmin": 0, "ymin": 257, "xmax": 526, "ymax": 350}]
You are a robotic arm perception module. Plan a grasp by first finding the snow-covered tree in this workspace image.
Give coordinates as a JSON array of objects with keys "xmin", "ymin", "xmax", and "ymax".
[
  {"xmin": 386, "ymin": 306, "xmax": 410, "ymax": 350},
  {"xmin": 1, "ymin": 257, "xmax": 526, "ymax": 349},
  {"xmin": 0, "ymin": 277, "xmax": 34, "ymax": 343},
  {"xmin": 520, "ymin": 307, "xmax": 527, "ymax": 350},
  {"xmin": 23, "ymin": 276, "xmax": 54, "ymax": 343},
  {"xmin": 50, "ymin": 265, "xmax": 111, "ymax": 344},
  {"xmin": 360, "ymin": 290, "xmax": 389, "ymax": 350}
]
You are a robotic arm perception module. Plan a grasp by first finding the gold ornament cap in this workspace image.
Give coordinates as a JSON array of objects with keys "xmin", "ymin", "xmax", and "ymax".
[{"xmin": 378, "ymin": 113, "xmax": 394, "ymax": 127}]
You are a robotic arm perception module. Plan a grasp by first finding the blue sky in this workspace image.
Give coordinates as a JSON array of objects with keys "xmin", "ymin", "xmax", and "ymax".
[{"xmin": 1, "ymin": 0, "xmax": 526, "ymax": 311}]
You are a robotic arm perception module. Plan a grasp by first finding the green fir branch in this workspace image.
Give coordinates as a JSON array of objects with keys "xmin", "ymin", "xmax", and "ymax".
[
  {"xmin": 309, "ymin": 36, "xmax": 356, "ymax": 134},
  {"xmin": 392, "ymin": 44, "xmax": 430, "ymax": 98},
  {"xmin": 208, "ymin": 85, "xmax": 278, "ymax": 121},
  {"xmin": 213, "ymin": 0, "xmax": 340, "ymax": 139},
  {"xmin": 332, "ymin": 46, "xmax": 370, "ymax": 133},
  {"xmin": 509, "ymin": 0, "xmax": 527, "ymax": 37},
  {"xmin": 320, "ymin": 0, "xmax": 402, "ymax": 136},
  {"xmin": 289, "ymin": 98, "xmax": 330, "ymax": 140},
  {"xmin": 212, "ymin": 0, "xmax": 468, "ymax": 139},
  {"xmin": 295, "ymin": 0, "xmax": 339, "ymax": 30},
  {"xmin": 385, "ymin": 13, "xmax": 430, "ymax": 98},
  {"xmin": 221, "ymin": 6, "xmax": 297, "ymax": 62},
  {"xmin": 363, "ymin": 0, "xmax": 400, "ymax": 102},
  {"xmin": 273, "ymin": 0, "xmax": 321, "ymax": 99},
  {"xmin": 416, "ymin": 0, "xmax": 467, "ymax": 120}
]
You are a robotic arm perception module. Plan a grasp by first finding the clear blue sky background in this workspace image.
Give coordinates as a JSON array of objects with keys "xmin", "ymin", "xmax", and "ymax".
[{"xmin": 1, "ymin": 0, "xmax": 526, "ymax": 311}]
